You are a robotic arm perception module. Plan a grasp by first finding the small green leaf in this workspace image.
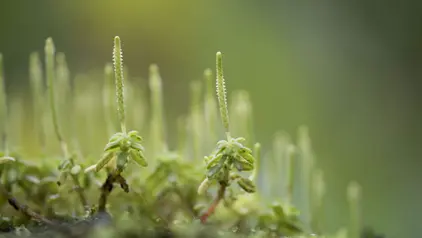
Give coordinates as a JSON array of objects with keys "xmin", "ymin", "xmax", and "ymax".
[
  {"xmin": 25, "ymin": 175, "xmax": 40, "ymax": 184},
  {"xmin": 206, "ymin": 153, "xmax": 223, "ymax": 169},
  {"xmin": 216, "ymin": 140, "xmax": 227, "ymax": 147},
  {"xmin": 237, "ymin": 177, "xmax": 256, "ymax": 193},
  {"xmin": 128, "ymin": 130, "xmax": 142, "ymax": 142},
  {"xmin": 58, "ymin": 159, "xmax": 71, "ymax": 171},
  {"xmin": 272, "ymin": 203, "xmax": 286, "ymax": 218},
  {"xmin": 70, "ymin": 165, "xmax": 81, "ymax": 175},
  {"xmin": 240, "ymin": 153, "xmax": 255, "ymax": 164},
  {"xmin": 84, "ymin": 164, "xmax": 96, "ymax": 173},
  {"xmin": 215, "ymin": 144, "xmax": 227, "ymax": 155},
  {"xmin": 95, "ymin": 151, "xmax": 115, "ymax": 172},
  {"xmin": 130, "ymin": 142, "xmax": 145, "ymax": 152},
  {"xmin": 234, "ymin": 137, "xmax": 246, "ymax": 143},
  {"xmin": 47, "ymin": 194, "xmax": 60, "ymax": 203},
  {"xmin": 129, "ymin": 149, "xmax": 147, "ymax": 167},
  {"xmin": 207, "ymin": 163, "xmax": 223, "ymax": 179},
  {"xmin": 104, "ymin": 140, "xmax": 121, "ymax": 152},
  {"xmin": 116, "ymin": 152, "xmax": 128, "ymax": 172},
  {"xmin": 127, "ymin": 130, "xmax": 138, "ymax": 137},
  {"xmin": 197, "ymin": 177, "xmax": 211, "ymax": 195},
  {"xmin": 57, "ymin": 171, "xmax": 68, "ymax": 186},
  {"xmin": 0, "ymin": 156, "xmax": 15, "ymax": 164},
  {"xmin": 233, "ymin": 159, "xmax": 253, "ymax": 171},
  {"xmin": 109, "ymin": 132, "xmax": 124, "ymax": 141}
]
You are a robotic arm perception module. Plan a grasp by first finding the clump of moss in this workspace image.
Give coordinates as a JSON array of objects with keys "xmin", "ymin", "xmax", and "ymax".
[{"xmin": 0, "ymin": 37, "xmax": 385, "ymax": 238}]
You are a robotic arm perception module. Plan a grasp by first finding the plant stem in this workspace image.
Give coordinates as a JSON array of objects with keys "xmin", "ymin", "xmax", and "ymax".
[
  {"xmin": 45, "ymin": 38, "xmax": 88, "ymax": 210},
  {"xmin": 0, "ymin": 183, "xmax": 67, "ymax": 231},
  {"xmin": 286, "ymin": 144, "xmax": 295, "ymax": 205},
  {"xmin": 45, "ymin": 38, "xmax": 66, "ymax": 153},
  {"xmin": 200, "ymin": 182, "xmax": 227, "ymax": 224},
  {"xmin": 347, "ymin": 181, "xmax": 362, "ymax": 238},
  {"xmin": 103, "ymin": 63, "xmax": 116, "ymax": 136},
  {"xmin": 149, "ymin": 64, "xmax": 166, "ymax": 156},
  {"xmin": 249, "ymin": 143, "xmax": 261, "ymax": 182},
  {"xmin": 29, "ymin": 52, "xmax": 46, "ymax": 155},
  {"xmin": 190, "ymin": 80, "xmax": 202, "ymax": 160},
  {"xmin": 177, "ymin": 116, "xmax": 187, "ymax": 159},
  {"xmin": 98, "ymin": 172, "xmax": 129, "ymax": 212},
  {"xmin": 0, "ymin": 53, "xmax": 10, "ymax": 156},
  {"xmin": 204, "ymin": 69, "xmax": 217, "ymax": 149}
]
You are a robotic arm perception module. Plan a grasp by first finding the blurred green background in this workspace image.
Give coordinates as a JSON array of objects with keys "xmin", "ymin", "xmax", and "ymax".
[{"xmin": 1, "ymin": 1, "xmax": 422, "ymax": 237}]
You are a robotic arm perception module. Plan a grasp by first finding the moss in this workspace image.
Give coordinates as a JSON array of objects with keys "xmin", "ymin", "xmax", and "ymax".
[{"xmin": 0, "ymin": 37, "xmax": 385, "ymax": 238}]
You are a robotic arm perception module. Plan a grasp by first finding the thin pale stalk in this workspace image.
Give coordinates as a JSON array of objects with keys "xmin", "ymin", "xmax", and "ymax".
[
  {"xmin": 215, "ymin": 52, "xmax": 230, "ymax": 136},
  {"xmin": 0, "ymin": 53, "xmax": 9, "ymax": 155},
  {"xmin": 103, "ymin": 63, "xmax": 116, "ymax": 136},
  {"xmin": 249, "ymin": 142, "xmax": 261, "ymax": 182},
  {"xmin": 297, "ymin": 125, "xmax": 315, "ymax": 229},
  {"xmin": 113, "ymin": 36, "xmax": 126, "ymax": 133},
  {"xmin": 310, "ymin": 168, "xmax": 326, "ymax": 234},
  {"xmin": 177, "ymin": 116, "xmax": 187, "ymax": 160},
  {"xmin": 347, "ymin": 181, "xmax": 362, "ymax": 238},
  {"xmin": 149, "ymin": 64, "xmax": 167, "ymax": 156},
  {"xmin": 45, "ymin": 38, "xmax": 68, "ymax": 157},
  {"xmin": 45, "ymin": 38, "xmax": 87, "ymax": 210},
  {"xmin": 29, "ymin": 52, "xmax": 46, "ymax": 154},
  {"xmin": 204, "ymin": 68, "xmax": 218, "ymax": 148},
  {"xmin": 285, "ymin": 144, "xmax": 296, "ymax": 205},
  {"xmin": 190, "ymin": 80, "xmax": 203, "ymax": 160}
]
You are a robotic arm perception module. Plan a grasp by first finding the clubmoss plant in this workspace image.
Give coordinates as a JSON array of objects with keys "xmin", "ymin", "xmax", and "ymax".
[
  {"xmin": 85, "ymin": 36, "xmax": 148, "ymax": 212},
  {"xmin": 198, "ymin": 52, "xmax": 257, "ymax": 224},
  {"xmin": 0, "ymin": 36, "xmax": 384, "ymax": 238}
]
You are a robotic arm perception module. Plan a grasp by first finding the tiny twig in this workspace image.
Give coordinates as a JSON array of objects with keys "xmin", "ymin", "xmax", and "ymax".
[
  {"xmin": 0, "ymin": 183, "xmax": 71, "ymax": 233},
  {"xmin": 70, "ymin": 174, "xmax": 88, "ymax": 208},
  {"xmin": 200, "ymin": 182, "xmax": 227, "ymax": 224},
  {"xmin": 98, "ymin": 172, "xmax": 129, "ymax": 212}
]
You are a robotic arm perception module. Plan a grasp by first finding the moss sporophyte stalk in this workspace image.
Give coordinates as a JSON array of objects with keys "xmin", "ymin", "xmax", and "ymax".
[
  {"xmin": 0, "ymin": 36, "xmax": 380, "ymax": 238},
  {"xmin": 198, "ymin": 52, "xmax": 257, "ymax": 223}
]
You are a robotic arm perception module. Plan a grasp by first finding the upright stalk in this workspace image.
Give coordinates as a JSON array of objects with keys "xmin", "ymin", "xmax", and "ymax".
[
  {"xmin": 297, "ymin": 125, "xmax": 315, "ymax": 230},
  {"xmin": 0, "ymin": 53, "xmax": 9, "ymax": 156},
  {"xmin": 347, "ymin": 181, "xmax": 362, "ymax": 238},
  {"xmin": 204, "ymin": 69, "xmax": 217, "ymax": 149},
  {"xmin": 103, "ymin": 63, "xmax": 117, "ymax": 136},
  {"xmin": 216, "ymin": 52, "xmax": 230, "ymax": 141},
  {"xmin": 286, "ymin": 144, "xmax": 296, "ymax": 205},
  {"xmin": 113, "ymin": 36, "xmax": 126, "ymax": 134},
  {"xmin": 29, "ymin": 52, "xmax": 46, "ymax": 154},
  {"xmin": 45, "ymin": 38, "xmax": 87, "ymax": 209},
  {"xmin": 310, "ymin": 168, "xmax": 326, "ymax": 234},
  {"xmin": 249, "ymin": 142, "xmax": 261, "ymax": 182},
  {"xmin": 190, "ymin": 80, "xmax": 202, "ymax": 160},
  {"xmin": 200, "ymin": 52, "xmax": 231, "ymax": 223},
  {"xmin": 149, "ymin": 64, "xmax": 166, "ymax": 156}
]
